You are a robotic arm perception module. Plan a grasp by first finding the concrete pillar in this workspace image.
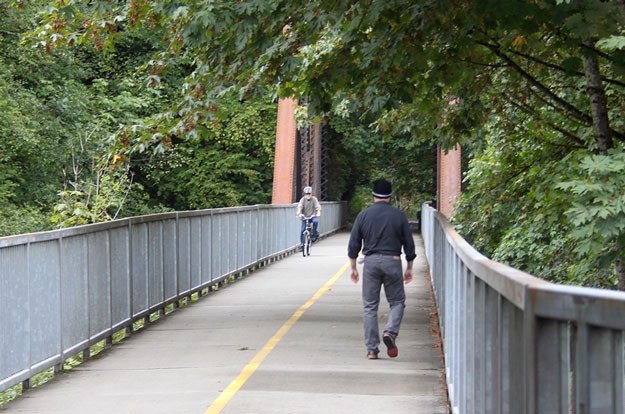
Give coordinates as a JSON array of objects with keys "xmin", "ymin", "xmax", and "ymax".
[
  {"xmin": 437, "ymin": 145, "xmax": 462, "ymax": 218},
  {"xmin": 271, "ymin": 98, "xmax": 298, "ymax": 204}
]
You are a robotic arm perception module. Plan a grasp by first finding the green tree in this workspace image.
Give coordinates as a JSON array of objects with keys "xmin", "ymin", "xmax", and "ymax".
[
  {"xmin": 330, "ymin": 115, "xmax": 434, "ymax": 219},
  {"xmin": 0, "ymin": 2, "xmax": 185, "ymax": 232},
  {"xmin": 16, "ymin": 0, "xmax": 625, "ymax": 288},
  {"xmin": 134, "ymin": 92, "xmax": 277, "ymax": 209}
]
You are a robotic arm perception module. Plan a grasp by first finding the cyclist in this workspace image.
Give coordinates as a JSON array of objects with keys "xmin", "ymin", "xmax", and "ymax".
[{"xmin": 296, "ymin": 186, "xmax": 321, "ymax": 249}]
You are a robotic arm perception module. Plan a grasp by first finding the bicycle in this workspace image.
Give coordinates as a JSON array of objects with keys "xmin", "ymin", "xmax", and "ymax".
[{"xmin": 300, "ymin": 215, "xmax": 314, "ymax": 257}]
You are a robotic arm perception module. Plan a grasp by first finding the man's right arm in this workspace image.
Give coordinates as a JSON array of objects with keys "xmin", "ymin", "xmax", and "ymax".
[
  {"xmin": 399, "ymin": 213, "xmax": 415, "ymax": 284},
  {"xmin": 295, "ymin": 198, "xmax": 303, "ymax": 216},
  {"xmin": 400, "ymin": 214, "xmax": 416, "ymax": 262},
  {"xmin": 403, "ymin": 261, "xmax": 414, "ymax": 284}
]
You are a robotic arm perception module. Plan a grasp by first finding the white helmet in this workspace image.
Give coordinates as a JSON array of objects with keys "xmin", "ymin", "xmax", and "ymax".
[{"xmin": 303, "ymin": 186, "xmax": 313, "ymax": 194}]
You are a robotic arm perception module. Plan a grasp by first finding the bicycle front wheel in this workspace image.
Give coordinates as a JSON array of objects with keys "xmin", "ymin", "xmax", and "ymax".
[{"xmin": 303, "ymin": 232, "xmax": 311, "ymax": 256}]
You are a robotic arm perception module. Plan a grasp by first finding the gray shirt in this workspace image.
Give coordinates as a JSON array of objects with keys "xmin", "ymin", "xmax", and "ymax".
[
  {"xmin": 347, "ymin": 201, "xmax": 416, "ymax": 261},
  {"xmin": 296, "ymin": 196, "xmax": 321, "ymax": 218}
]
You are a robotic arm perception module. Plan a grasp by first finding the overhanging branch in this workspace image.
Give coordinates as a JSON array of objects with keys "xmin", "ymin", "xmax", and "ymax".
[
  {"xmin": 477, "ymin": 40, "xmax": 594, "ymax": 126},
  {"xmin": 510, "ymin": 49, "xmax": 625, "ymax": 89},
  {"xmin": 508, "ymin": 98, "xmax": 586, "ymax": 148}
]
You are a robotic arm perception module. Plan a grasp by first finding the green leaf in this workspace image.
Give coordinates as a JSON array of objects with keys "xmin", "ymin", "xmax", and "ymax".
[
  {"xmin": 560, "ymin": 56, "xmax": 582, "ymax": 73},
  {"xmin": 596, "ymin": 36, "xmax": 625, "ymax": 51}
]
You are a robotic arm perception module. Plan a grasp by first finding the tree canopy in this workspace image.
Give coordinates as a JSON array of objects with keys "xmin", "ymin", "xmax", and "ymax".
[
  {"xmin": 11, "ymin": 0, "xmax": 625, "ymax": 288},
  {"xmin": 0, "ymin": 2, "xmax": 279, "ymax": 235},
  {"xmin": 19, "ymin": 1, "xmax": 625, "ymax": 141}
]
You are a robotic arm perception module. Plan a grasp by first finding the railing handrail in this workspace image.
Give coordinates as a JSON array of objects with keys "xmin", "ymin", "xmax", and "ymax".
[
  {"xmin": 0, "ymin": 203, "xmax": 307, "ymax": 248},
  {"xmin": 0, "ymin": 202, "xmax": 346, "ymax": 393},
  {"xmin": 422, "ymin": 203, "xmax": 625, "ymax": 414}
]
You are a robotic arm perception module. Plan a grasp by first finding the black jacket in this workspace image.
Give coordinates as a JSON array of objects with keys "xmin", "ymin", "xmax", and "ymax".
[{"xmin": 347, "ymin": 201, "xmax": 416, "ymax": 261}]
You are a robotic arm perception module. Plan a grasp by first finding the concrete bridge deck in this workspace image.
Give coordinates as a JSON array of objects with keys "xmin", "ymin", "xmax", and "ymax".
[{"xmin": 2, "ymin": 232, "xmax": 448, "ymax": 414}]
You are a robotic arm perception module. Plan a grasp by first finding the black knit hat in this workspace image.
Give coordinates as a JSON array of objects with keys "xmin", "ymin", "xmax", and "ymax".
[{"xmin": 371, "ymin": 179, "xmax": 392, "ymax": 198}]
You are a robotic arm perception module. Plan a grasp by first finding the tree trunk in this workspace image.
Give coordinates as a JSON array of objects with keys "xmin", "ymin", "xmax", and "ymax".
[
  {"xmin": 617, "ymin": 256, "xmax": 625, "ymax": 291},
  {"xmin": 617, "ymin": 237, "xmax": 625, "ymax": 291},
  {"xmin": 581, "ymin": 40, "xmax": 624, "ymax": 290},
  {"xmin": 581, "ymin": 39, "xmax": 613, "ymax": 154},
  {"xmin": 617, "ymin": 260, "xmax": 625, "ymax": 291}
]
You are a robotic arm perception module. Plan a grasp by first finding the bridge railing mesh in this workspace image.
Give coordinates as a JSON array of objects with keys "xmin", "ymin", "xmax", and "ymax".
[
  {"xmin": 0, "ymin": 202, "xmax": 345, "ymax": 393},
  {"xmin": 423, "ymin": 203, "xmax": 625, "ymax": 414}
]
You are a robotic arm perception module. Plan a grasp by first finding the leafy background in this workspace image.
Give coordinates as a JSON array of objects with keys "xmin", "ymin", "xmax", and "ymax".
[{"xmin": 5, "ymin": 0, "xmax": 625, "ymax": 289}]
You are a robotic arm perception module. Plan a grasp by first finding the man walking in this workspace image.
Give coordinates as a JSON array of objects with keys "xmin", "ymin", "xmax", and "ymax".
[{"xmin": 347, "ymin": 179, "xmax": 415, "ymax": 360}]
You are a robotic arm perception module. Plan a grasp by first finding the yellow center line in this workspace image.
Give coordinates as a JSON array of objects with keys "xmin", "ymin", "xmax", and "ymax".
[{"xmin": 204, "ymin": 261, "xmax": 350, "ymax": 414}]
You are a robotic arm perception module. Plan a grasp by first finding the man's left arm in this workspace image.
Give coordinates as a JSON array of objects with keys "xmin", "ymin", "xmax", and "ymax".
[
  {"xmin": 349, "ymin": 257, "xmax": 359, "ymax": 283},
  {"xmin": 314, "ymin": 197, "xmax": 321, "ymax": 216},
  {"xmin": 347, "ymin": 214, "xmax": 363, "ymax": 285}
]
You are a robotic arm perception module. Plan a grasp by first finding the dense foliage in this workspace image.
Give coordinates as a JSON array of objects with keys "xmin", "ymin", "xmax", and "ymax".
[
  {"xmin": 328, "ymin": 115, "xmax": 434, "ymax": 220},
  {"xmin": 134, "ymin": 92, "xmax": 277, "ymax": 209},
  {"xmin": 436, "ymin": 1, "xmax": 625, "ymax": 289},
  {"xmin": 0, "ymin": 2, "xmax": 278, "ymax": 236},
  {"xmin": 8, "ymin": 0, "xmax": 625, "ymax": 288}
]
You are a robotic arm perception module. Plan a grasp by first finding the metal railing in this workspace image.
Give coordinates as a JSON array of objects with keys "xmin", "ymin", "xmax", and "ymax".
[
  {"xmin": 422, "ymin": 203, "xmax": 625, "ymax": 414},
  {"xmin": 0, "ymin": 202, "xmax": 345, "ymax": 393}
]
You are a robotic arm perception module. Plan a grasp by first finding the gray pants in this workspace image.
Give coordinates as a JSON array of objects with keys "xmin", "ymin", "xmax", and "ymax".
[{"xmin": 362, "ymin": 254, "xmax": 406, "ymax": 354}]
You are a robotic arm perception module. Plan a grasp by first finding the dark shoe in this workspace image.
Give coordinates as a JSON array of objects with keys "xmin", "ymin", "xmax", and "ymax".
[
  {"xmin": 298, "ymin": 244, "xmax": 303, "ymax": 251},
  {"xmin": 383, "ymin": 333, "xmax": 398, "ymax": 358},
  {"xmin": 367, "ymin": 353, "xmax": 379, "ymax": 360},
  {"xmin": 312, "ymin": 234, "xmax": 319, "ymax": 242}
]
